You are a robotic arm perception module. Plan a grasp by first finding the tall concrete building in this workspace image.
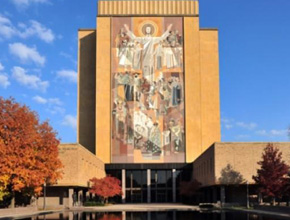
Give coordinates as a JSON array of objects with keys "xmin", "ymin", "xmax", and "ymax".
[
  {"xmin": 77, "ymin": 0, "xmax": 220, "ymax": 203},
  {"xmin": 41, "ymin": 0, "xmax": 290, "ymax": 207}
]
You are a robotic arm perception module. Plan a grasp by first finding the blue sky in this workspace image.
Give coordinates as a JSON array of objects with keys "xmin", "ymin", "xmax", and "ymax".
[{"xmin": 0, "ymin": 0, "xmax": 289, "ymax": 143}]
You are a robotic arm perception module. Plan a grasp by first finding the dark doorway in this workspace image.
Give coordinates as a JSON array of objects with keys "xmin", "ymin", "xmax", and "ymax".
[
  {"xmin": 125, "ymin": 170, "xmax": 147, "ymax": 203},
  {"xmin": 151, "ymin": 170, "xmax": 173, "ymax": 203}
]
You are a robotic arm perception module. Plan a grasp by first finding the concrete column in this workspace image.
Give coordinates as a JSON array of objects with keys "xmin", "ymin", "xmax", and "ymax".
[
  {"xmin": 69, "ymin": 212, "xmax": 73, "ymax": 220},
  {"xmin": 78, "ymin": 190, "xmax": 83, "ymax": 206},
  {"xmin": 85, "ymin": 190, "xmax": 90, "ymax": 202},
  {"xmin": 221, "ymin": 211, "xmax": 226, "ymax": 220},
  {"xmin": 212, "ymin": 187, "xmax": 217, "ymax": 203},
  {"xmin": 220, "ymin": 186, "xmax": 225, "ymax": 207},
  {"xmin": 173, "ymin": 211, "xmax": 176, "ymax": 220},
  {"xmin": 172, "ymin": 169, "xmax": 176, "ymax": 203},
  {"xmin": 77, "ymin": 190, "xmax": 82, "ymax": 206},
  {"xmin": 122, "ymin": 169, "xmax": 126, "ymax": 203},
  {"xmin": 147, "ymin": 169, "xmax": 151, "ymax": 203},
  {"xmin": 68, "ymin": 188, "xmax": 74, "ymax": 208},
  {"xmin": 147, "ymin": 212, "xmax": 151, "ymax": 220}
]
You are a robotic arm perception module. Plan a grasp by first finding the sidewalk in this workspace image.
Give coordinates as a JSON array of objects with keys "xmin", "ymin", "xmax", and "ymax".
[{"xmin": 0, "ymin": 208, "xmax": 64, "ymax": 219}]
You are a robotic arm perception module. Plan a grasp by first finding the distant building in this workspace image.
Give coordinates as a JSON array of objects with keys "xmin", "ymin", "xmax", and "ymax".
[{"xmin": 40, "ymin": 0, "xmax": 290, "ymax": 207}]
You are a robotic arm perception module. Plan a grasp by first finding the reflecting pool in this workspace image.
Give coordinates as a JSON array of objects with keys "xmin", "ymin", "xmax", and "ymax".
[{"xmin": 13, "ymin": 211, "xmax": 289, "ymax": 220}]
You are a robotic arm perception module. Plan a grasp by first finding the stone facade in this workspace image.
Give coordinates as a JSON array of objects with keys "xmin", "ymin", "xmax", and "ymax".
[
  {"xmin": 57, "ymin": 143, "xmax": 105, "ymax": 187},
  {"xmin": 193, "ymin": 142, "xmax": 290, "ymax": 187},
  {"xmin": 76, "ymin": 0, "xmax": 221, "ymax": 163},
  {"xmin": 37, "ymin": 144, "xmax": 105, "ymax": 208}
]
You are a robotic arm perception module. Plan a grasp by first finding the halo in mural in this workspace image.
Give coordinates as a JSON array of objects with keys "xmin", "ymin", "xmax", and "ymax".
[{"xmin": 139, "ymin": 20, "xmax": 159, "ymax": 36}]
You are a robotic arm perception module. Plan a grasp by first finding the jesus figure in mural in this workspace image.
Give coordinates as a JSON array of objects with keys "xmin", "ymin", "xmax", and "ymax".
[{"xmin": 124, "ymin": 23, "xmax": 173, "ymax": 83}]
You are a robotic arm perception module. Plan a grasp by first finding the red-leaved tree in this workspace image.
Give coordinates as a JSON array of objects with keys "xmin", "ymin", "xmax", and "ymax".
[
  {"xmin": 89, "ymin": 176, "xmax": 122, "ymax": 204},
  {"xmin": 0, "ymin": 97, "xmax": 63, "ymax": 207},
  {"xmin": 252, "ymin": 143, "xmax": 289, "ymax": 205}
]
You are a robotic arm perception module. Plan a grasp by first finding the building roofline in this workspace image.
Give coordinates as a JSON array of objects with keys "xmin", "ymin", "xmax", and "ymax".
[
  {"xmin": 78, "ymin": 28, "xmax": 96, "ymax": 32},
  {"xmin": 59, "ymin": 142, "xmax": 79, "ymax": 145},
  {"xmin": 200, "ymin": 28, "xmax": 218, "ymax": 31}
]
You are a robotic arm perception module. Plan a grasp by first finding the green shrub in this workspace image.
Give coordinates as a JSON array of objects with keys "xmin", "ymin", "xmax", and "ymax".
[{"xmin": 83, "ymin": 201, "xmax": 105, "ymax": 207}]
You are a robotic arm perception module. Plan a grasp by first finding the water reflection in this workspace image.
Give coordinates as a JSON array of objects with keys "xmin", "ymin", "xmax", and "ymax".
[{"xmin": 17, "ymin": 211, "xmax": 288, "ymax": 220}]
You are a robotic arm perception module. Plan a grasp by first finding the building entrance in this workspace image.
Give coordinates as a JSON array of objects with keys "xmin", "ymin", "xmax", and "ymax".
[
  {"xmin": 105, "ymin": 163, "xmax": 192, "ymax": 203},
  {"xmin": 125, "ymin": 170, "xmax": 147, "ymax": 203},
  {"xmin": 151, "ymin": 170, "xmax": 173, "ymax": 203}
]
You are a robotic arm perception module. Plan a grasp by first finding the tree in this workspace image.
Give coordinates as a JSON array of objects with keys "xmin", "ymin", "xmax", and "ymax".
[
  {"xmin": 252, "ymin": 143, "xmax": 289, "ymax": 205},
  {"xmin": 219, "ymin": 164, "xmax": 245, "ymax": 185},
  {"xmin": 89, "ymin": 176, "xmax": 122, "ymax": 204},
  {"xmin": 0, "ymin": 175, "xmax": 9, "ymax": 201},
  {"xmin": 0, "ymin": 97, "xmax": 63, "ymax": 207}
]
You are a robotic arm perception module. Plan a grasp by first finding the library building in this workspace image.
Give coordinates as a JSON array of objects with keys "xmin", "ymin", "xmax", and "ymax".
[{"xmin": 39, "ymin": 0, "xmax": 290, "ymax": 207}]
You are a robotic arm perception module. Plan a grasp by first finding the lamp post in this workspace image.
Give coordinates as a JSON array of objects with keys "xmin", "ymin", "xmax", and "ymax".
[
  {"xmin": 246, "ymin": 181, "xmax": 249, "ymax": 209},
  {"xmin": 43, "ymin": 182, "xmax": 46, "ymax": 210}
]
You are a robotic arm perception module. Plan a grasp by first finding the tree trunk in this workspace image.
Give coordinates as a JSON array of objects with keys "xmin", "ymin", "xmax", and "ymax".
[
  {"xmin": 258, "ymin": 193, "xmax": 264, "ymax": 205},
  {"xmin": 258, "ymin": 192, "xmax": 263, "ymax": 204},
  {"xmin": 10, "ymin": 193, "xmax": 15, "ymax": 208},
  {"xmin": 272, "ymin": 197, "xmax": 276, "ymax": 206}
]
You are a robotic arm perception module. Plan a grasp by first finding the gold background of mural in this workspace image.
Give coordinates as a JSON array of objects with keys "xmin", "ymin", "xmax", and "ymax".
[{"xmin": 135, "ymin": 18, "xmax": 161, "ymax": 37}]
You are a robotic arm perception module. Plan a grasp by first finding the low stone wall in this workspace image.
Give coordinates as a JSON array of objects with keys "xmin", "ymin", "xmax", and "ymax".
[{"xmin": 0, "ymin": 206, "xmax": 37, "ymax": 217}]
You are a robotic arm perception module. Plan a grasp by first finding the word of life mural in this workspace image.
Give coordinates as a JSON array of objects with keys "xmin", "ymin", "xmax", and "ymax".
[{"xmin": 111, "ymin": 17, "xmax": 185, "ymax": 163}]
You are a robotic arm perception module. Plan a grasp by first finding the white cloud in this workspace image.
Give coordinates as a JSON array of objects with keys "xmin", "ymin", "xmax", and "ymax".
[
  {"xmin": 9, "ymin": 43, "xmax": 45, "ymax": 66},
  {"xmin": 256, "ymin": 130, "xmax": 267, "ymax": 136},
  {"xmin": 0, "ymin": 14, "xmax": 16, "ymax": 39},
  {"xmin": 235, "ymin": 134, "xmax": 250, "ymax": 140},
  {"xmin": 48, "ymin": 106, "xmax": 65, "ymax": 115},
  {"xmin": 0, "ymin": 14, "xmax": 54, "ymax": 43},
  {"xmin": 19, "ymin": 20, "xmax": 55, "ymax": 43},
  {"xmin": 62, "ymin": 115, "xmax": 77, "ymax": 130},
  {"xmin": 33, "ymin": 95, "xmax": 62, "ymax": 105},
  {"xmin": 33, "ymin": 95, "xmax": 65, "ymax": 114},
  {"xmin": 0, "ymin": 74, "xmax": 10, "ymax": 88},
  {"xmin": 256, "ymin": 129, "xmax": 287, "ymax": 137},
  {"xmin": 225, "ymin": 124, "xmax": 233, "ymax": 130},
  {"xmin": 270, "ymin": 129, "xmax": 287, "ymax": 136},
  {"xmin": 11, "ymin": 0, "xmax": 49, "ymax": 8},
  {"xmin": 9, "ymin": 43, "xmax": 46, "ymax": 66},
  {"xmin": 56, "ymin": 70, "xmax": 77, "ymax": 83},
  {"xmin": 221, "ymin": 117, "xmax": 234, "ymax": 130},
  {"xmin": 48, "ymin": 98, "xmax": 62, "ymax": 106},
  {"xmin": 0, "ymin": 62, "xmax": 9, "ymax": 88},
  {"xmin": 0, "ymin": 62, "xmax": 4, "ymax": 71},
  {"xmin": 236, "ymin": 122, "xmax": 257, "ymax": 130},
  {"xmin": 12, "ymin": 66, "xmax": 49, "ymax": 92},
  {"xmin": 33, "ymin": 95, "xmax": 47, "ymax": 104}
]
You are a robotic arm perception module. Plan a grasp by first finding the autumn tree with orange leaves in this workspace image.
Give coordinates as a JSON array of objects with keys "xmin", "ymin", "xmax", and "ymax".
[
  {"xmin": 0, "ymin": 97, "xmax": 63, "ymax": 207},
  {"xmin": 89, "ymin": 176, "xmax": 122, "ymax": 204},
  {"xmin": 253, "ymin": 143, "xmax": 289, "ymax": 205}
]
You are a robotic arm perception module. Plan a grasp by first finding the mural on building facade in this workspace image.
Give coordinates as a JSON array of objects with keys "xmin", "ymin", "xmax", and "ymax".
[{"xmin": 111, "ymin": 17, "xmax": 185, "ymax": 163}]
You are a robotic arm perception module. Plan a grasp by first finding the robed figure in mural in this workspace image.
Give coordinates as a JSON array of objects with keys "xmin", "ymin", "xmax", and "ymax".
[{"xmin": 123, "ymin": 23, "xmax": 173, "ymax": 83}]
